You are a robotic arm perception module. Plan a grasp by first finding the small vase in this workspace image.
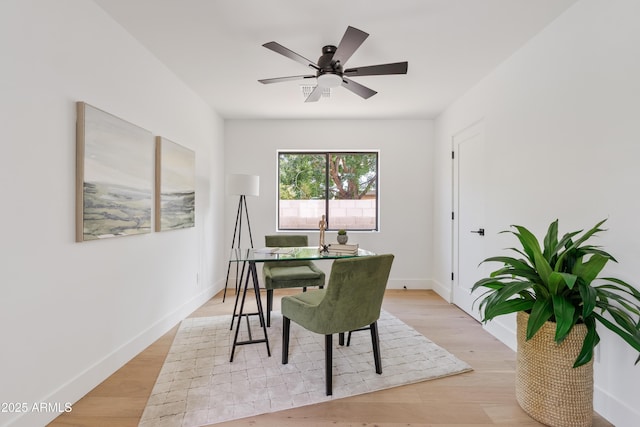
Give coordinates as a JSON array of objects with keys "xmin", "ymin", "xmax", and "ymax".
[{"xmin": 337, "ymin": 234, "xmax": 348, "ymax": 244}]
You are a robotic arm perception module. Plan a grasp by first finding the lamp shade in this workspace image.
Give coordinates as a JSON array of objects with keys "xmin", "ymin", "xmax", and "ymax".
[{"xmin": 226, "ymin": 174, "xmax": 259, "ymax": 197}]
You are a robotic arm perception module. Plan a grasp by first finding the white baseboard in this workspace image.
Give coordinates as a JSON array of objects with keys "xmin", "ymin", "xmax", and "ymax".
[
  {"xmin": 429, "ymin": 279, "xmax": 452, "ymax": 302},
  {"xmin": 386, "ymin": 278, "xmax": 431, "ymax": 290},
  {"xmin": 3, "ymin": 283, "xmax": 220, "ymax": 427},
  {"xmin": 594, "ymin": 380, "xmax": 639, "ymax": 427},
  {"xmin": 482, "ymin": 319, "xmax": 517, "ymax": 352}
]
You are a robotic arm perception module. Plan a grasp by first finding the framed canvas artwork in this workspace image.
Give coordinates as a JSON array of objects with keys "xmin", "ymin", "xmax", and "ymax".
[
  {"xmin": 76, "ymin": 102, "xmax": 154, "ymax": 241},
  {"xmin": 155, "ymin": 136, "xmax": 195, "ymax": 231}
]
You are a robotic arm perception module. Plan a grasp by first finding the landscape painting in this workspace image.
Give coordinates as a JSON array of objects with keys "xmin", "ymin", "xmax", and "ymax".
[
  {"xmin": 76, "ymin": 102, "xmax": 154, "ymax": 242},
  {"xmin": 155, "ymin": 136, "xmax": 195, "ymax": 231}
]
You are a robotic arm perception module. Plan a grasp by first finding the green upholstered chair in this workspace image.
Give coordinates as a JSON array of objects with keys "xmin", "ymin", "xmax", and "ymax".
[
  {"xmin": 281, "ymin": 254, "xmax": 394, "ymax": 396},
  {"xmin": 262, "ymin": 235, "xmax": 325, "ymax": 327}
]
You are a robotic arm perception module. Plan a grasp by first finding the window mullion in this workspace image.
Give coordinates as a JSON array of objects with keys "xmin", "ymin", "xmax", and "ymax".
[{"xmin": 324, "ymin": 153, "xmax": 330, "ymax": 229}]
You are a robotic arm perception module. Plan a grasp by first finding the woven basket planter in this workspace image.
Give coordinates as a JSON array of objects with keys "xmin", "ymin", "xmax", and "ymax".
[{"xmin": 516, "ymin": 311, "xmax": 594, "ymax": 427}]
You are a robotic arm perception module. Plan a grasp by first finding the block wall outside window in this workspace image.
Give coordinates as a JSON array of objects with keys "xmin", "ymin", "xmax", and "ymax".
[{"xmin": 279, "ymin": 200, "xmax": 376, "ymax": 230}]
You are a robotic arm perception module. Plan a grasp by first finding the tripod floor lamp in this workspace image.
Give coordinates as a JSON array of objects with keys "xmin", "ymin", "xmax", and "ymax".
[{"xmin": 223, "ymin": 174, "xmax": 259, "ymax": 302}]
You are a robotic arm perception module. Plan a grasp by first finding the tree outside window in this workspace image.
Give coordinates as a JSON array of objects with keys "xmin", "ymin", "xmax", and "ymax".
[{"xmin": 278, "ymin": 151, "xmax": 378, "ymax": 231}]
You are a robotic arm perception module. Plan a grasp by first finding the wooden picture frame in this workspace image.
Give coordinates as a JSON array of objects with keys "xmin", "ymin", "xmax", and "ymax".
[
  {"xmin": 155, "ymin": 136, "xmax": 195, "ymax": 231},
  {"xmin": 76, "ymin": 102, "xmax": 154, "ymax": 241}
]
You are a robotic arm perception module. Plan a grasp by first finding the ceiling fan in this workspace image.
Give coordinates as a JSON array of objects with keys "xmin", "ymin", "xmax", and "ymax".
[{"xmin": 258, "ymin": 26, "xmax": 408, "ymax": 102}]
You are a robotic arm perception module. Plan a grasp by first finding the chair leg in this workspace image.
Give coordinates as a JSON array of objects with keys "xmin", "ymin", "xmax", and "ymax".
[
  {"xmin": 266, "ymin": 289, "xmax": 273, "ymax": 327},
  {"xmin": 339, "ymin": 332, "xmax": 345, "ymax": 346},
  {"xmin": 325, "ymin": 334, "xmax": 333, "ymax": 396},
  {"xmin": 282, "ymin": 316, "xmax": 290, "ymax": 364},
  {"xmin": 370, "ymin": 321, "xmax": 382, "ymax": 374}
]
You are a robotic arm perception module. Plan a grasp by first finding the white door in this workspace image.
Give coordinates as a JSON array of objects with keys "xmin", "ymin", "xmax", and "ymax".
[{"xmin": 452, "ymin": 121, "xmax": 486, "ymax": 321}]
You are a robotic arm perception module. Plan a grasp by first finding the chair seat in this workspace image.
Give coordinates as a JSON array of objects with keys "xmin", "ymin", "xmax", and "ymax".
[
  {"xmin": 284, "ymin": 288, "xmax": 325, "ymax": 305},
  {"xmin": 269, "ymin": 266, "xmax": 323, "ymax": 280},
  {"xmin": 261, "ymin": 235, "xmax": 325, "ymax": 327},
  {"xmin": 264, "ymin": 263, "xmax": 325, "ymax": 290}
]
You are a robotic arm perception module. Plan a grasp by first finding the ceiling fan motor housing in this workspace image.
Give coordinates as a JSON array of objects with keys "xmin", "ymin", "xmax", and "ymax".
[
  {"xmin": 318, "ymin": 45, "xmax": 343, "ymax": 75},
  {"xmin": 315, "ymin": 45, "xmax": 344, "ymax": 88}
]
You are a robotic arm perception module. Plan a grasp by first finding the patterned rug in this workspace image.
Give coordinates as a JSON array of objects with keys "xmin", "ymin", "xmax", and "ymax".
[{"xmin": 139, "ymin": 311, "xmax": 472, "ymax": 426}]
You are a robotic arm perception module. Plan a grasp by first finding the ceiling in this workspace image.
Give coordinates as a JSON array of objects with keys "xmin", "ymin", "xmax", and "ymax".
[{"xmin": 94, "ymin": 0, "xmax": 578, "ymax": 120}]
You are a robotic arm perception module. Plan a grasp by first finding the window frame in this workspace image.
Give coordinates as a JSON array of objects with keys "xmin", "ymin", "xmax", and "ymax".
[{"xmin": 276, "ymin": 149, "xmax": 380, "ymax": 232}]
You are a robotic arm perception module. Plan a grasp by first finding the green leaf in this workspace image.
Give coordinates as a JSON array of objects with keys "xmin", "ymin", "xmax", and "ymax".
[
  {"xmin": 533, "ymin": 251, "xmax": 552, "ymax": 288},
  {"xmin": 551, "ymin": 295, "xmax": 575, "ymax": 343},
  {"xmin": 549, "ymin": 230, "xmax": 582, "ymax": 268},
  {"xmin": 556, "ymin": 219, "xmax": 608, "ymax": 270},
  {"xmin": 530, "ymin": 283, "xmax": 551, "ymax": 300},
  {"xmin": 558, "ymin": 272, "xmax": 578, "ymax": 289},
  {"xmin": 573, "ymin": 253, "xmax": 610, "ymax": 286},
  {"xmin": 601, "ymin": 304, "xmax": 640, "ymax": 334},
  {"xmin": 511, "ymin": 225, "xmax": 542, "ymax": 265},
  {"xmin": 573, "ymin": 219, "xmax": 608, "ymax": 247},
  {"xmin": 472, "ymin": 277, "xmax": 506, "ymax": 292},
  {"xmin": 573, "ymin": 317, "xmax": 599, "ymax": 367},
  {"xmin": 487, "ymin": 268, "xmax": 543, "ymax": 284},
  {"xmin": 481, "ymin": 256, "xmax": 533, "ymax": 271},
  {"xmin": 600, "ymin": 277, "xmax": 640, "ymax": 299},
  {"xmin": 547, "ymin": 272, "xmax": 565, "ymax": 295},
  {"xmin": 480, "ymin": 281, "xmax": 536, "ymax": 321},
  {"xmin": 481, "ymin": 298, "xmax": 534, "ymax": 319},
  {"xmin": 506, "ymin": 247, "xmax": 535, "ymax": 263},
  {"xmin": 578, "ymin": 282, "xmax": 597, "ymax": 318},
  {"xmin": 543, "ymin": 219, "xmax": 558, "ymax": 261},
  {"xmin": 595, "ymin": 288, "xmax": 640, "ymax": 315},
  {"xmin": 526, "ymin": 299, "xmax": 554, "ymax": 340},
  {"xmin": 582, "ymin": 246, "xmax": 618, "ymax": 263},
  {"xmin": 593, "ymin": 312, "xmax": 640, "ymax": 353}
]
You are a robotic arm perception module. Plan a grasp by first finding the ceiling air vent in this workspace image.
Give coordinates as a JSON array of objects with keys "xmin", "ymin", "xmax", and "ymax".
[{"xmin": 300, "ymin": 85, "xmax": 330, "ymax": 98}]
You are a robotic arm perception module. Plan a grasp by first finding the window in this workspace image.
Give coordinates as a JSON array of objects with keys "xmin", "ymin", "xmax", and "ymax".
[{"xmin": 278, "ymin": 151, "xmax": 379, "ymax": 231}]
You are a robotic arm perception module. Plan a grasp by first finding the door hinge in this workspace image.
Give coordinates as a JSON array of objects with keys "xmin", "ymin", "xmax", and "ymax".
[
  {"xmin": 451, "ymin": 272, "xmax": 454, "ymax": 281},
  {"xmin": 451, "ymin": 151, "xmax": 455, "ymax": 159},
  {"xmin": 451, "ymin": 211, "xmax": 455, "ymax": 220}
]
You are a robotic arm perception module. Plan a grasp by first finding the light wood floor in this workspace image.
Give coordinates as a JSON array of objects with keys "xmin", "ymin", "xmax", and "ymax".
[{"xmin": 49, "ymin": 289, "xmax": 612, "ymax": 426}]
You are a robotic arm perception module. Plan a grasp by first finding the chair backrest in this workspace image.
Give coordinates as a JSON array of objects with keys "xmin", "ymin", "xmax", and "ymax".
[
  {"xmin": 265, "ymin": 234, "xmax": 308, "ymax": 247},
  {"xmin": 318, "ymin": 254, "xmax": 394, "ymax": 333}
]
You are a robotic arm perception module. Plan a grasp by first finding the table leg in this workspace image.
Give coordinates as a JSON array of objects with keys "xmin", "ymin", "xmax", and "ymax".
[
  {"xmin": 250, "ymin": 261, "xmax": 271, "ymax": 357},
  {"xmin": 229, "ymin": 261, "xmax": 271, "ymax": 362},
  {"xmin": 230, "ymin": 261, "xmax": 248, "ymax": 330}
]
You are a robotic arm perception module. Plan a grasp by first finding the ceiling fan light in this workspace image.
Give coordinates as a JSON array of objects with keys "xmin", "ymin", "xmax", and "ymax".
[{"xmin": 317, "ymin": 73, "xmax": 343, "ymax": 88}]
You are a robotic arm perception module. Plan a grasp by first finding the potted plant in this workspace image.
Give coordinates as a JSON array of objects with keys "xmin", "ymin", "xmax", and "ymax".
[
  {"xmin": 337, "ymin": 229, "xmax": 348, "ymax": 244},
  {"xmin": 472, "ymin": 219, "xmax": 640, "ymax": 427}
]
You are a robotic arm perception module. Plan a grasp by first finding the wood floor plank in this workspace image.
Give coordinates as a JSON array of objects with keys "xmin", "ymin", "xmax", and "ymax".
[{"xmin": 49, "ymin": 289, "xmax": 613, "ymax": 426}]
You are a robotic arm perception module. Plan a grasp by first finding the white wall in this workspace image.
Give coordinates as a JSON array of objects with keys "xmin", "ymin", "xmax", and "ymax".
[
  {"xmin": 224, "ymin": 119, "xmax": 435, "ymax": 291},
  {"xmin": 433, "ymin": 0, "xmax": 640, "ymax": 425},
  {"xmin": 0, "ymin": 2, "xmax": 225, "ymax": 426}
]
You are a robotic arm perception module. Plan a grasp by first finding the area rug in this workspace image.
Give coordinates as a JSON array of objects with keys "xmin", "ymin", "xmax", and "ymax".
[{"xmin": 139, "ymin": 310, "xmax": 472, "ymax": 427}]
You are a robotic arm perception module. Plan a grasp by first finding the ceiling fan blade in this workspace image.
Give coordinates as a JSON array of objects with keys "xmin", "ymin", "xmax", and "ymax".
[
  {"xmin": 332, "ymin": 26, "xmax": 369, "ymax": 66},
  {"xmin": 259, "ymin": 75, "xmax": 316, "ymax": 84},
  {"xmin": 344, "ymin": 61, "xmax": 408, "ymax": 77},
  {"xmin": 304, "ymin": 85, "xmax": 324, "ymax": 103},
  {"xmin": 341, "ymin": 77, "xmax": 377, "ymax": 99},
  {"xmin": 262, "ymin": 41, "xmax": 319, "ymax": 70}
]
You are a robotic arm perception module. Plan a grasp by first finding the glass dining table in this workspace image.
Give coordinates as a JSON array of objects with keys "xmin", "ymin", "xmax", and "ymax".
[{"xmin": 228, "ymin": 246, "xmax": 376, "ymax": 362}]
